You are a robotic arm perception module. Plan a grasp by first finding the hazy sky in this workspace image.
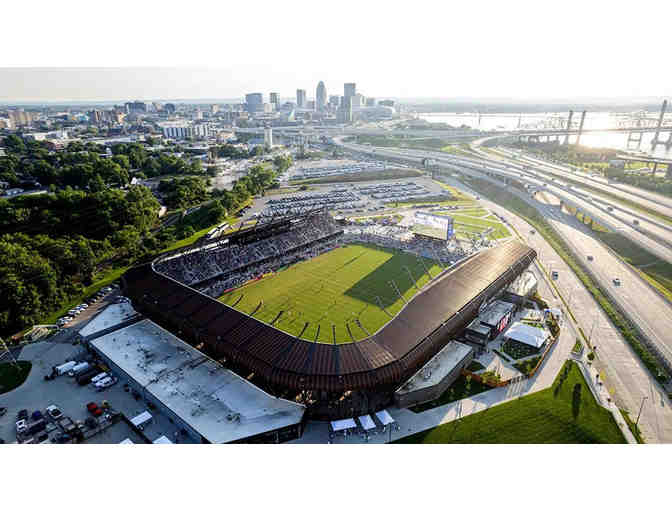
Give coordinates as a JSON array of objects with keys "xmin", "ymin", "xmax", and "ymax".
[{"xmin": 2, "ymin": 1, "xmax": 671, "ymax": 102}]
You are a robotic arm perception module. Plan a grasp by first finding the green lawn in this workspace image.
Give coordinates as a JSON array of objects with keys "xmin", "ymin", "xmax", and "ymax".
[
  {"xmin": 219, "ymin": 243, "xmax": 442, "ymax": 343},
  {"xmin": 0, "ymin": 361, "xmax": 32, "ymax": 394},
  {"xmin": 397, "ymin": 361, "xmax": 626, "ymax": 443}
]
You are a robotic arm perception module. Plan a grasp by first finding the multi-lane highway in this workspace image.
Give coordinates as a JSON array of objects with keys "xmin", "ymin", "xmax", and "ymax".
[{"xmin": 334, "ymin": 136, "xmax": 672, "ymax": 441}]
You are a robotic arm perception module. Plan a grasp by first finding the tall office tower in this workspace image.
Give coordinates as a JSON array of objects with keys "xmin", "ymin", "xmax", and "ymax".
[
  {"xmin": 339, "ymin": 96, "xmax": 352, "ymax": 123},
  {"xmin": 245, "ymin": 93, "xmax": 264, "ymax": 113},
  {"xmin": 269, "ymin": 92, "xmax": 280, "ymax": 109},
  {"xmin": 164, "ymin": 103, "xmax": 177, "ymax": 114},
  {"xmin": 316, "ymin": 81, "xmax": 327, "ymax": 111},
  {"xmin": 88, "ymin": 110, "xmax": 102, "ymax": 124},
  {"xmin": 365, "ymin": 97, "xmax": 376, "ymax": 107},
  {"xmin": 344, "ymin": 83, "xmax": 356, "ymax": 98},
  {"xmin": 210, "ymin": 104, "xmax": 220, "ymax": 115},
  {"xmin": 296, "ymin": 89, "xmax": 307, "ymax": 108},
  {"xmin": 329, "ymin": 95, "xmax": 340, "ymax": 108}
]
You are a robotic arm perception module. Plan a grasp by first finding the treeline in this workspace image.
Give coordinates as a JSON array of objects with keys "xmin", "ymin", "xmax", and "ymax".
[
  {"xmin": 0, "ymin": 136, "xmax": 203, "ymax": 190},
  {"xmin": 0, "ymin": 185, "xmax": 161, "ymax": 335}
]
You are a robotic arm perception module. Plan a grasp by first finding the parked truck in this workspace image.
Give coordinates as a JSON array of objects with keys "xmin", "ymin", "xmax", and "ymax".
[
  {"xmin": 55, "ymin": 361, "xmax": 77, "ymax": 376},
  {"xmin": 68, "ymin": 362, "xmax": 90, "ymax": 377}
]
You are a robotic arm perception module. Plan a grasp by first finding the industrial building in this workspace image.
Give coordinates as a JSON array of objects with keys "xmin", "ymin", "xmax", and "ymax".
[{"xmin": 88, "ymin": 319, "xmax": 306, "ymax": 443}]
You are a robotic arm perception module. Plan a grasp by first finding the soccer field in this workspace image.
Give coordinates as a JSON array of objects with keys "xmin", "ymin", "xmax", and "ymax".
[{"xmin": 219, "ymin": 243, "xmax": 443, "ymax": 344}]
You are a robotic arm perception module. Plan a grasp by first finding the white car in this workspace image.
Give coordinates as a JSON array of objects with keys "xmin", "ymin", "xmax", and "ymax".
[
  {"xmin": 16, "ymin": 419, "xmax": 28, "ymax": 434},
  {"xmin": 79, "ymin": 304, "xmax": 88, "ymax": 309},
  {"xmin": 95, "ymin": 377, "xmax": 117, "ymax": 390},
  {"xmin": 91, "ymin": 372, "xmax": 109, "ymax": 383},
  {"xmin": 46, "ymin": 405, "xmax": 63, "ymax": 420}
]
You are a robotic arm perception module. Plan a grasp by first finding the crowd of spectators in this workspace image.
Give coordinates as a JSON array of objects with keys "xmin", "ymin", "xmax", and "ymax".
[{"xmin": 154, "ymin": 212, "xmax": 342, "ymax": 287}]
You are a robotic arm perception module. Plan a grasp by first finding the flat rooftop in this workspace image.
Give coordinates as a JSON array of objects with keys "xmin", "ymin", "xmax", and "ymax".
[
  {"xmin": 90, "ymin": 319, "xmax": 305, "ymax": 443},
  {"xmin": 78, "ymin": 302, "xmax": 136, "ymax": 338},
  {"xmin": 479, "ymin": 300, "xmax": 515, "ymax": 327},
  {"xmin": 396, "ymin": 341, "xmax": 472, "ymax": 394}
]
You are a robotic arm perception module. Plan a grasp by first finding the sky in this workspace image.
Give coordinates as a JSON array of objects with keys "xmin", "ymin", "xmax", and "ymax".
[{"xmin": 2, "ymin": 0, "xmax": 671, "ymax": 103}]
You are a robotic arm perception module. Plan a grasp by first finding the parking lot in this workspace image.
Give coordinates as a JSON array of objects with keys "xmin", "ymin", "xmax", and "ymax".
[{"xmin": 0, "ymin": 339, "xmax": 194, "ymax": 444}]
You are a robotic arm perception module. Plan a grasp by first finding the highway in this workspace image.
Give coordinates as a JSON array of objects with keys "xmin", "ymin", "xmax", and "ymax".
[
  {"xmin": 493, "ymin": 146, "xmax": 672, "ymax": 217},
  {"xmin": 443, "ymin": 174, "xmax": 672, "ymax": 443},
  {"xmin": 334, "ymin": 136, "xmax": 672, "ymax": 441}
]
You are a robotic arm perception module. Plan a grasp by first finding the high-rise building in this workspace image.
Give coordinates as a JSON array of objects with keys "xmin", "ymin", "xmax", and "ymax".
[
  {"xmin": 316, "ymin": 81, "xmax": 327, "ymax": 111},
  {"xmin": 164, "ymin": 103, "xmax": 177, "ymax": 114},
  {"xmin": 307, "ymin": 100, "xmax": 316, "ymax": 111},
  {"xmin": 344, "ymin": 83, "xmax": 356, "ymax": 98},
  {"xmin": 264, "ymin": 125, "xmax": 273, "ymax": 149},
  {"xmin": 365, "ymin": 97, "xmax": 376, "ymax": 107},
  {"xmin": 379, "ymin": 99, "xmax": 395, "ymax": 107},
  {"xmin": 210, "ymin": 104, "xmax": 220, "ymax": 115},
  {"xmin": 245, "ymin": 93, "xmax": 264, "ymax": 113},
  {"xmin": 269, "ymin": 92, "xmax": 280, "ymax": 109},
  {"xmin": 88, "ymin": 110, "xmax": 103, "ymax": 124},
  {"xmin": 296, "ymin": 89, "xmax": 307, "ymax": 108},
  {"xmin": 125, "ymin": 101, "xmax": 147, "ymax": 113},
  {"xmin": 338, "ymin": 96, "xmax": 352, "ymax": 123},
  {"xmin": 328, "ymin": 95, "xmax": 340, "ymax": 108}
]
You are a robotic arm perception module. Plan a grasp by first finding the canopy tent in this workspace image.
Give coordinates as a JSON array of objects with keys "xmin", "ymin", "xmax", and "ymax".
[
  {"xmin": 130, "ymin": 410, "xmax": 153, "ymax": 428},
  {"xmin": 357, "ymin": 415, "xmax": 376, "ymax": 431},
  {"xmin": 119, "ymin": 438, "xmax": 134, "ymax": 444},
  {"xmin": 153, "ymin": 435, "xmax": 173, "ymax": 444},
  {"xmin": 330, "ymin": 418, "xmax": 357, "ymax": 432},
  {"xmin": 375, "ymin": 409, "xmax": 395, "ymax": 426},
  {"xmin": 505, "ymin": 322, "xmax": 549, "ymax": 349}
]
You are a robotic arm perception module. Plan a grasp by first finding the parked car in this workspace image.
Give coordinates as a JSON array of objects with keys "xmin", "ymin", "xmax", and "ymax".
[
  {"xmin": 16, "ymin": 419, "xmax": 28, "ymax": 434},
  {"xmin": 86, "ymin": 402, "xmax": 103, "ymax": 417},
  {"xmin": 96, "ymin": 377, "xmax": 117, "ymax": 390},
  {"xmin": 17, "ymin": 409, "xmax": 28, "ymax": 420},
  {"xmin": 613, "ymin": 278, "xmax": 621, "ymax": 286},
  {"xmin": 0, "ymin": 407, "xmax": 7, "ymax": 417},
  {"xmin": 85, "ymin": 417, "xmax": 98, "ymax": 429},
  {"xmin": 31, "ymin": 410, "xmax": 43, "ymax": 421},
  {"xmin": 91, "ymin": 372, "xmax": 109, "ymax": 384},
  {"xmin": 551, "ymin": 271, "xmax": 559, "ymax": 280},
  {"xmin": 46, "ymin": 405, "xmax": 63, "ymax": 420},
  {"xmin": 587, "ymin": 255, "xmax": 594, "ymax": 261}
]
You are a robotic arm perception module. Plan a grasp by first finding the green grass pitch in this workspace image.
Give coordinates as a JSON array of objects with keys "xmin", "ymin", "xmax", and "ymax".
[{"xmin": 218, "ymin": 243, "xmax": 443, "ymax": 344}]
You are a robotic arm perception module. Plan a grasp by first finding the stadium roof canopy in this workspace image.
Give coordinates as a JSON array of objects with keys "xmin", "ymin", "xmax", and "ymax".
[{"xmin": 123, "ymin": 238, "xmax": 536, "ymax": 393}]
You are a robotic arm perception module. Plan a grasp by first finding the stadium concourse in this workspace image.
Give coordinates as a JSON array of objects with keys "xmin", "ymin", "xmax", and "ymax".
[{"xmin": 123, "ymin": 209, "xmax": 537, "ymax": 419}]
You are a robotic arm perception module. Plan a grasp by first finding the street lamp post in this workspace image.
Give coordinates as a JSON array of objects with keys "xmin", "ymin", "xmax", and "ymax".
[{"xmin": 635, "ymin": 396, "xmax": 648, "ymax": 427}]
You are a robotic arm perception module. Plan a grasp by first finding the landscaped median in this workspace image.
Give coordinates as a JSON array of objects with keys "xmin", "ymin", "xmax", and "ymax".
[
  {"xmin": 396, "ymin": 361, "xmax": 626, "ymax": 443},
  {"xmin": 453, "ymin": 172, "xmax": 670, "ymax": 384}
]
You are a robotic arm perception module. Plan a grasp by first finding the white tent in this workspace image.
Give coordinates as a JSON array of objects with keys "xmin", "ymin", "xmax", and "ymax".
[
  {"xmin": 330, "ymin": 418, "xmax": 357, "ymax": 432},
  {"xmin": 130, "ymin": 410, "xmax": 153, "ymax": 428},
  {"xmin": 375, "ymin": 409, "xmax": 395, "ymax": 426},
  {"xmin": 153, "ymin": 435, "xmax": 173, "ymax": 444},
  {"xmin": 505, "ymin": 322, "xmax": 549, "ymax": 349},
  {"xmin": 357, "ymin": 415, "xmax": 376, "ymax": 431}
]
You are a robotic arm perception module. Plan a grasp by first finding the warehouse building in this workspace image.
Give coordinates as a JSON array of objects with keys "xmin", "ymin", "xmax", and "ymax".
[{"xmin": 89, "ymin": 319, "xmax": 305, "ymax": 443}]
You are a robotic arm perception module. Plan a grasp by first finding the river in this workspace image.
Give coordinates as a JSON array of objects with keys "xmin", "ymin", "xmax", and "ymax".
[{"xmin": 417, "ymin": 112, "xmax": 672, "ymax": 157}]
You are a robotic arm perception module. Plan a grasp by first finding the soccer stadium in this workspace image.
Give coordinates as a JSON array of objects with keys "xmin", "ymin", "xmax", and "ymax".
[{"xmin": 122, "ymin": 209, "xmax": 536, "ymax": 419}]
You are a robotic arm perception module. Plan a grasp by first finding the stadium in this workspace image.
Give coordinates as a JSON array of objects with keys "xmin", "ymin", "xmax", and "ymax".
[{"xmin": 122, "ymin": 209, "xmax": 536, "ymax": 419}]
